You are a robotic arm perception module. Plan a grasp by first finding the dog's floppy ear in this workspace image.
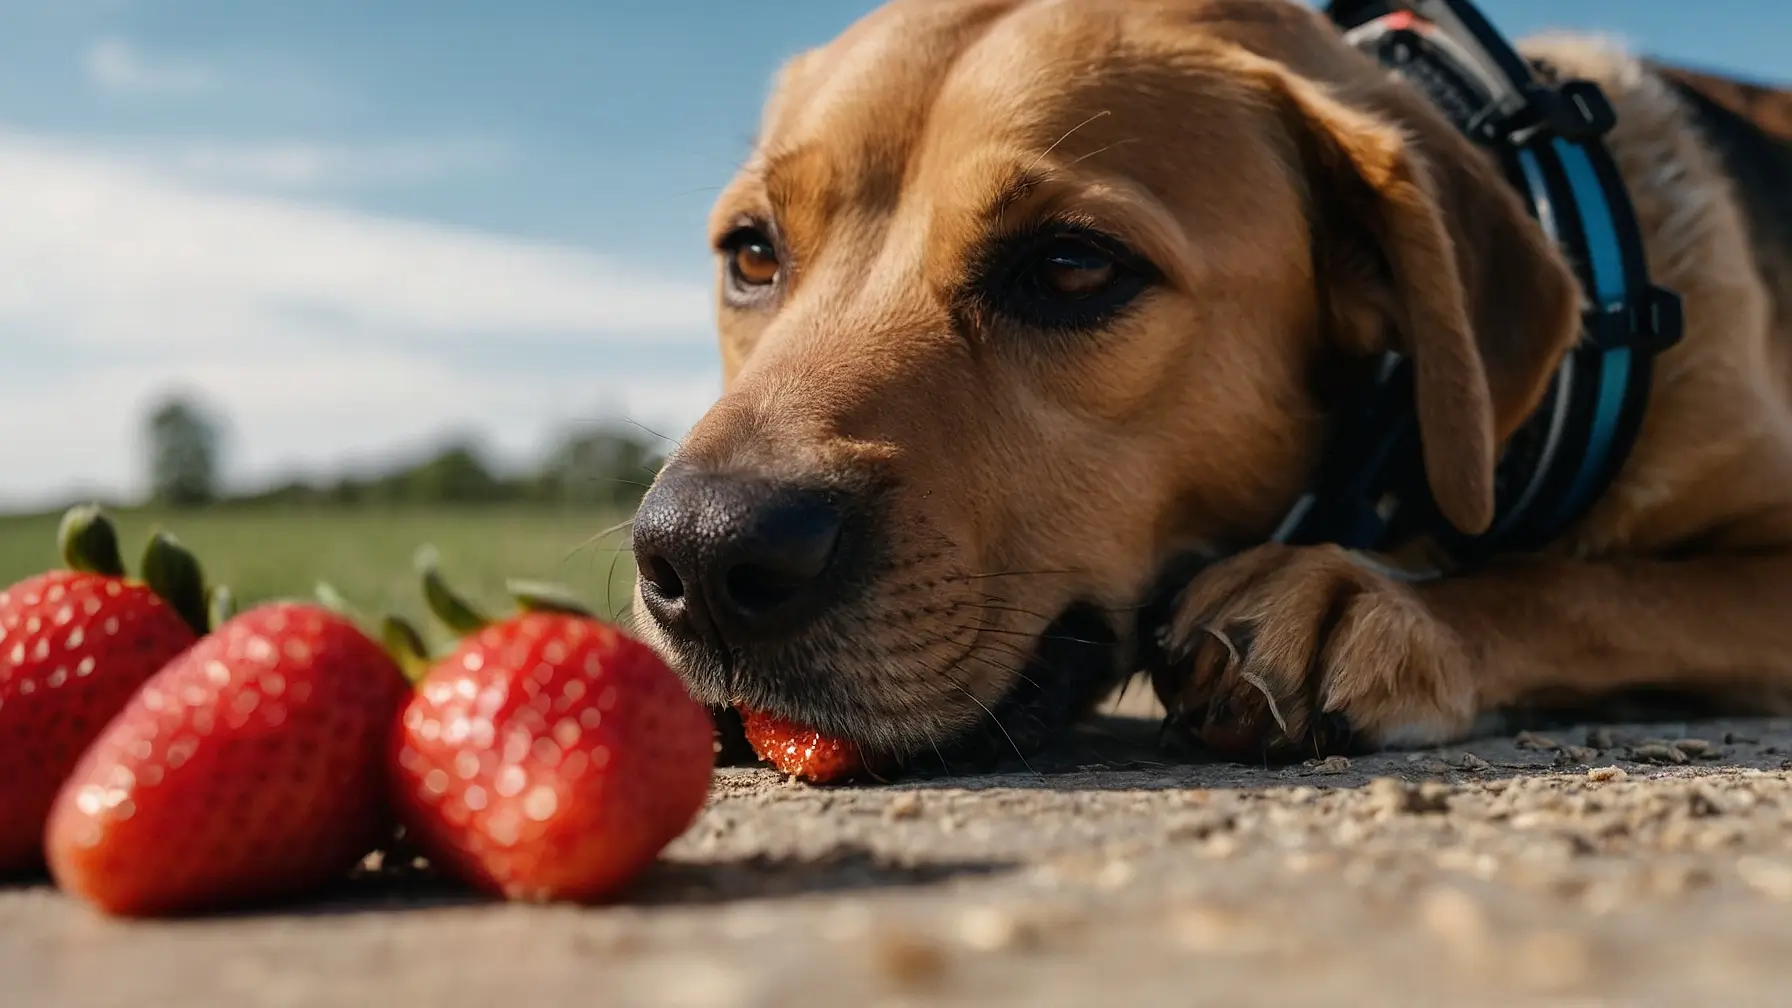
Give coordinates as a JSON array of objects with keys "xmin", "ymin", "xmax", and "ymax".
[{"xmin": 1271, "ymin": 70, "xmax": 1582, "ymax": 535}]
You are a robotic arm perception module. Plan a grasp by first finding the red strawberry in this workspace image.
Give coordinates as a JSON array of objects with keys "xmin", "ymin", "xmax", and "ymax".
[
  {"xmin": 739, "ymin": 708, "xmax": 881, "ymax": 784},
  {"xmin": 0, "ymin": 507, "xmax": 205, "ymax": 874},
  {"xmin": 45, "ymin": 602, "xmax": 409, "ymax": 916},
  {"xmin": 390, "ymin": 555, "xmax": 713, "ymax": 903}
]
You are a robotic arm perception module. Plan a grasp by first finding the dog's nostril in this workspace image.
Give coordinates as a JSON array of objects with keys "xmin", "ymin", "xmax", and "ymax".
[
  {"xmin": 630, "ymin": 470, "xmax": 851, "ymax": 644},
  {"xmin": 641, "ymin": 554, "xmax": 685, "ymax": 601},
  {"xmin": 723, "ymin": 562, "xmax": 807, "ymax": 614}
]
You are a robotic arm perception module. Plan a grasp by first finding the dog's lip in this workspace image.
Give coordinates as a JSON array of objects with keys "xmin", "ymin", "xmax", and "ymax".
[
  {"xmin": 700, "ymin": 599, "xmax": 1129, "ymax": 776},
  {"xmin": 914, "ymin": 600, "xmax": 1127, "ymax": 772}
]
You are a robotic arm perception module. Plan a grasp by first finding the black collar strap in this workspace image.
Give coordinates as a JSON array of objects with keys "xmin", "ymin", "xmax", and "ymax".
[{"xmin": 1274, "ymin": 0, "xmax": 1684, "ymax": 564}]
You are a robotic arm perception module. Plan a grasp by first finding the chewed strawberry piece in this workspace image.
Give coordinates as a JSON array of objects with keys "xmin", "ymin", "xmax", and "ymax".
[{"xmin": 738, "ymin": 707, "xmax": 885, "ymax": 783}]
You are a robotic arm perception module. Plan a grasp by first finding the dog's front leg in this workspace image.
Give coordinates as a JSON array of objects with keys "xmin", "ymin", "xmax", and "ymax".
[
  {"xmin": 1151, "ymin": 543, "xmax": 1475, "ymax": 760},
  {"xmin": 1152, "ymin": 545, "xmax": 1792, "ymax": 760}
]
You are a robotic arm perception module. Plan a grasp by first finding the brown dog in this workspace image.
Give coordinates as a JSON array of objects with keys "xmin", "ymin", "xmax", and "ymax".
[{"xmin": 629, "ymin": 0, "xmax": 1792, "ymax": 766}]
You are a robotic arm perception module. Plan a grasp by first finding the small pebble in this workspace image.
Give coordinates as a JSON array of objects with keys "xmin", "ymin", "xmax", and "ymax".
[
  {"xmin": 1308, "ymin": 755, "xmax": 1351, "ymax": 775},
  {"xmin": 1169, "ymin": 903, "xmax": 1273, "ymax": 953},
  {"xmin": 1737, "ymin": 857, "xmax": 1792, "ymax": 902},
  {"xmin": 1629, "ymin": 743, "xmax": 1689, "ymax": 765},
  {"xmin": 955, "ymin": 906, "xmax": 1038, "ymax": 952},
  {"xmin": 955, "ymin": 909, "xmax": 1009, "ymax": 951},
  {"xmin": 1418, "ymin": 886, "xmax": 1492, "ymax": 967},
  {"xmin": 1096, "ymin": 860, "xmax": 1136, "ymax": 890},
  {"xmin": 1366, "ymin": 777, "xmax": 1450, "ymax": 815},
  {"xmin": 1685, "ymin": 787, "xmax": 1726, "ymax": 817},
  {"xmin": 1587, "ymin": 766, "xmax": 1628, "ymax": 782},
  {"xmin": 871, "ymin": 931, "xmax": 948, "ymax": 990},
  {"xmin": 1454, "ymin": 753, "xmax": 1491, "ymax": 771},
  {"xmin": 884, "ymin": 792, "xmax": 922, "ymax": 821},
  {"xmin": 1512, "ymin": 930, "xmax": 1597, "ymax": 992}
]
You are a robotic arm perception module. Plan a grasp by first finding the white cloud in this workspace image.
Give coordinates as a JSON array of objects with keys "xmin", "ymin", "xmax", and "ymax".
[
  {"xmin": 84, "ymin": 37, "xmax": 214, "ymax": 96},
  {"xmin": 0, "ymin": 133, "xmax": 711, "ymax": 349},
  {"xmin": 0, "ymin": 131, "xmax": 721, "ymax": 510},
  {"xmin": 114, "ymin": 137, "xmax": 516, "ymax": 192}
]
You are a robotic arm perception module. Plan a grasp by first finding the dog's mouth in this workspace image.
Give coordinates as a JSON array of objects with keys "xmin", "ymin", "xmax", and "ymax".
[
  {"xmin": 889, "ymin": 552, "xmax": 1211, "ymax": 776},
  {"xmin": 920, "ymin": 601, "xmax": 1126, "ymax": 772},
  {"xmin": 712, "ymin": 601, "xmax": 1128, "ymax": 777}
]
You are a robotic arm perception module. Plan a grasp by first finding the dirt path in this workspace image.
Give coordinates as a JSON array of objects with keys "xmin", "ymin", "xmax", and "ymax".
[{"xmin": 10, "ymin": 700, "xmax": 1792, "ymax": 1007}]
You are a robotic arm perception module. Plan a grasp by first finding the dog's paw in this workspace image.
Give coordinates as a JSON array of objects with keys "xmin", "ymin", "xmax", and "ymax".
[{"xmin": 1149, "ymin": 543, "xmax": 1474, "ymax": 760}]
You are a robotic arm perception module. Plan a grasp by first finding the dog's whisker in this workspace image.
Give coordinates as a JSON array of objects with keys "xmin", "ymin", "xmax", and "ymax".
[
  {"xmin": 963, "ymin": 596, "xmax": 1153, "ymax": 624},
  {"xmin": 951, "ymin": 622, "xmax": 1111, "ymax": 647},
  {"xmin": 616, "ymin": 416, "xmax": 681, "ymax": 449},
  {"xmin": 559, "ymin": 517, "xmax": 639, "ymax": 566},
  {"xmin": 959, "ymin": 592, "xmax": 1153, "ymax": 622},
  {"xmin": 946, "ymin": 679, "xmax": 1038, "ymax": 776},
  {"xmin": 957, "ymin": 644, "xmax": 1050, "ymax": 697},
  {"xmin": 552, "ymin": 543, "xmax": 639, "ymax": 558},
  {"xmin": 895, "ymin": 636, "xmax": 1048, "ymax": 773},
  {"xmin": 1025, "ymin": 109, "xmax": 1112, "ymax": 175},
  {"xmin": 970, "ymin": 602, "xmax": 1065, "ymax": 622},
  {"xmin": 920, "ymin": 721, "xmax": 950, "ymax": 773},
  {"xmin": 1063, "ymin": 137, "xmax": 1139, "ymax": 168},
  {"xmin": 901, "ymin": 625, "xmax": 1052, "ymax": 699},
  {"xmin": 606, "ymin": 540, "xmax": 631, "ymax": 619}
]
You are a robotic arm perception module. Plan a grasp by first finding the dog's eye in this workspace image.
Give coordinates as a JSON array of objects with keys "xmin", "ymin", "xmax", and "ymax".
[
  {"xmin": 733, "ymin": 240, "xmax": 780, "ymax": 286},
  {"xmin": 720, "ymin": 226, "xmax": 781, "ymax": 293},
  {"xmin": 1038, "ymin": 241, "xmax": 1117, "ymax": 298},
  {"xmin": 975, "ymin": 227, "xmax": 1155, "ymax": 332}
]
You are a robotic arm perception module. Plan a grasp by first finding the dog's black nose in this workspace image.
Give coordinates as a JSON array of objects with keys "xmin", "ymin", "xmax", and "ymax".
[{"xmin": 632, "ymin": 468, "xmax": 848, "ymax": 648}]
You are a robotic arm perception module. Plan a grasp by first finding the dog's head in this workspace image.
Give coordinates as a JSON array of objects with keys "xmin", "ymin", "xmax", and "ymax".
[{"xmin": 631, "ymin": 0, "xmax": 1580, "ymax": 761}]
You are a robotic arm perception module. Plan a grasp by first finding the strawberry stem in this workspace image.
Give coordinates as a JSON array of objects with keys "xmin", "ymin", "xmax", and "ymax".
[
  {"xmin": 141, "ymin": 530, "xmax": 209, "ymax": 637},
  {"xmin": 206, "ymin": 584, "xmax": 236, "ymax": 631},
  {"xmin": 415, "ymin": 545, "xmax": 490, "ymax": 634},
  {"xmin": 380, "ymin": 615, "xmax": 435, "ymax": 685},
  {"xmin": 308, "ymin": 582, "xmax": 429, "ymax": 681},
  {"xmin": 314, "ymin": 581, "xmax": 364, "ymax": 621},
  {"xmin": 506, "ymin": 579, "xmax": 594, "ymax": 618},
  {"xmin": 58, "ymin": 504, "xmax": 126, "ymax": 577}
]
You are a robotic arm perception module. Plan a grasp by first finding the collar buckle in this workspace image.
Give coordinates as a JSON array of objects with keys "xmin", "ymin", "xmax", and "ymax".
[{"xmin": 1584, "ymin": 285, "xmax": 1685, "ymax": 354}]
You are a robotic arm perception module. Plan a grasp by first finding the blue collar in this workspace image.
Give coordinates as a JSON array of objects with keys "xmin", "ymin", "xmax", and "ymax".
[{"xmin": 1274, "ymin": 0, "xmax": 1684, "ymax": 563}]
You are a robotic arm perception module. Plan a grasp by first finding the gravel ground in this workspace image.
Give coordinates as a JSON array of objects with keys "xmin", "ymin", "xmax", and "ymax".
[{"xmin": 10, "ymin": 688, "xmax": 1792, "ymax": 1007}]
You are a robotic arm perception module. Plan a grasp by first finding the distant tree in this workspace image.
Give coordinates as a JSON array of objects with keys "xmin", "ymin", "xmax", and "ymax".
[
  {"xmin": 536, "ymin": 426, "xmax": 661, "ymax": 506},
  {"xmin": 144, "ymin": 395, "xmax": 223, "ymax": 509},
  {"xmin": 401, "ymin": 441, "xmax": 504, "ymax": 503}
]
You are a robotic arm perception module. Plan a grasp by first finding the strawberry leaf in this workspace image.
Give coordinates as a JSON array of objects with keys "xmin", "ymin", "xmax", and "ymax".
[
  {"xmin": 380, "ymin": 615, "xmax": 435, "ymax": 685},
  {"xmin": 58, "ymin": 504, "xmax": 127, "ymax": 577},
  {"xmin": 506, "ymin": 579, "xmax": 594, "ymax": 618},
  {"xmin": 141, "ymin": 531, "xmax": 208, "ymax": 637},
  {"xmin": 415, "ymin": 545, "xmax": 490, "ymax": 635}
]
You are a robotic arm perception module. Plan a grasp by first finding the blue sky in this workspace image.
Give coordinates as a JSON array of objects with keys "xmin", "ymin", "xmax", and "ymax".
[{"xmin": 0, "ymin": 0, "xmax": 1785, "ymax": 508}]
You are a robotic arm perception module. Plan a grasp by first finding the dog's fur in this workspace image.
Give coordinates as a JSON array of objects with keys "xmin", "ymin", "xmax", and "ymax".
[{"xmin": 637, "ymin": 0, "xmax": 1792, "ymax": 764}]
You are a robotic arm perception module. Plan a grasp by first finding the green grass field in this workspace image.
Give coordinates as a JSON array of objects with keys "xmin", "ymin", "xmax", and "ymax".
[{"xmin": 0, "ymin": 505, "xmax": 639, "ymax": 647}]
